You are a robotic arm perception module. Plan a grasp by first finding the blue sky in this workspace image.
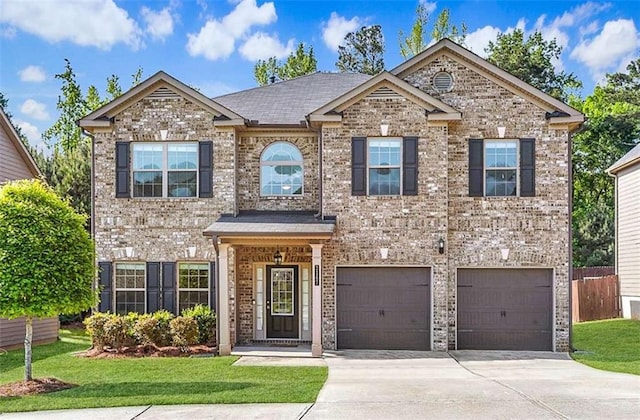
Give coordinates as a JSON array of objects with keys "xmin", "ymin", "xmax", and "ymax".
[{"xmin": 1, "ymin": 0, "xmax": 638, "ymax": 150}]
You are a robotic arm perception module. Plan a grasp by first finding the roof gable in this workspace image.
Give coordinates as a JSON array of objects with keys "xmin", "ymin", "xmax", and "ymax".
[
  {"xmin": 391, "ymin": 39, "xmax": 583, "ymax": 127},
  {"xmin": 608, "ymin": 143, "xmax": 640, "ymax": 174},
  {"xmin": 309, "ymin": 71, "xmax": 461, "ymax": 123},
  {"xmin": 79, "ymin": 71, "xmax": 245, "ymax": 130},
  {"xmin": 0, "ymin": 108, "xmax": 42, "ymax": 178}
]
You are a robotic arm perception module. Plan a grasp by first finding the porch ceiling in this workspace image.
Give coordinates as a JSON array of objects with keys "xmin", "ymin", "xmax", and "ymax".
[{"xmin": 203, "ymin": 211, "xmax": 335, "ymax": 244}]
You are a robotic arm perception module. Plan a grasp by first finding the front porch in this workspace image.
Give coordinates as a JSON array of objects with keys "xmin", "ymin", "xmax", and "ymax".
[{"xmin": 204, "ymin": 211, "xmax": 335, "ymax": 357}]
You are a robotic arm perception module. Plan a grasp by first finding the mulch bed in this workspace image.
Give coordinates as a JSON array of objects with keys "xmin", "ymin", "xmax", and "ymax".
[
  {"xmin": 77, "ymin": 344, "xmax": 216, "ymax": 358},
  {"xmin": 0, "ymin": 378, "xmax": 77, "ymax": 397}
]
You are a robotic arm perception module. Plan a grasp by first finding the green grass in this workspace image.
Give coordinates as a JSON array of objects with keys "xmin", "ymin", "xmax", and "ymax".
[
  {"xmin": 572, "ymin": 318, "xmax": 640, "ymax": 375},
  {"xmin": 0, "ymin": 329, "xmax": 327, "ymax": 412}
]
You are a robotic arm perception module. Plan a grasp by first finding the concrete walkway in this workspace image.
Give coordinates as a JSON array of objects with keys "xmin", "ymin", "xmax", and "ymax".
[{"xmin": 1, "ymin": 351, "xmax": 638, "ymax": 419}]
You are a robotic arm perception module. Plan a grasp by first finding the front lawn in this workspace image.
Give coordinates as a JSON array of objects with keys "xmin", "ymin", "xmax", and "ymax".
[
  {"xmin": 0, "ymin": 328, "xmax": 327, "ymax": 412},
  {"xmin": 572, "ymin": 318, "xmax": 640, "ymax": 375}
]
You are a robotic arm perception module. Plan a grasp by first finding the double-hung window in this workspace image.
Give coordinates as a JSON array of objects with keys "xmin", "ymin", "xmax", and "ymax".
[
  {"xmin": 114, "ymin": 262, "xmax": 146, "ymax": 314},
  {"xmin": 178, "ymin": 262, "xmax": 210, "ymax": 313},
  {"xmin": 132, "ymin": 143, "xmax": 198, "ymax": 197},
  {"xmin": 485, "ymin": 140, "xmax": 518, "ymax": 196},
  {"xmin": 260, "ymin": 142, "xmax": 304, "ymax": 196},
  {"xmin": 368, "ymin": 138, "xmax": 402, "ymax": 195}
]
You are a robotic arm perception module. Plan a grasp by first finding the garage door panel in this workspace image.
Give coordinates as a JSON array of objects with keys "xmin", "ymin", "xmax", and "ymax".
[
  {"xmin": 457, "ymin": 268, "xmax": 552, "ymax": 351},
  {"xmin": 337, "ymin": 267, "xmax": 431, "ymax": 350}
]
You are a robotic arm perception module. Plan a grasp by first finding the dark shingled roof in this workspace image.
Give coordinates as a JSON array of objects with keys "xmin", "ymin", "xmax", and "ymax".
[
  {"xmin": 203, "ymin": 211, "xmax": 336, "ymax": 237},
  {"xmin": 214, "ymin": 72, "xmax": 372, "ymax": 126},
  {"xmin": 608, "ymin": 143, "xmax": 640, "ymax": 174}
]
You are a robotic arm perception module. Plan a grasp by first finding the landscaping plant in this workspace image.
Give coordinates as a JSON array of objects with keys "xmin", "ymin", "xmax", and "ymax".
[{"xmin": 182, "ymin": 304, "xmax": 216, "ymax": 344}]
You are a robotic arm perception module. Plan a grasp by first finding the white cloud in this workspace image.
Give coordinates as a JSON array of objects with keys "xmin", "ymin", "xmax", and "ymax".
[
  {"xmin": 322, "ymin": 12, "xmax": 361, "ymax": 51},
  {"xmin": 571, "ymin": 19, "xmax": 640, "ymax": 80},
  {"xmin": 19, "ymin": 99, "xmax": 50, "ymax": 121},
  {"xmin": 14, "ymin": 119, "xmax": 41, "ymax": 148},
  {"xmin": 141, "ymin": 7, "xmax": 174, "ymax": 41},
  {"xmin": 239, "ymin": 32, "xmax": 294, "ymax": 60},
  {"xmin": 186, "ymin": 0, "xmax": 277, "ymax": 61},
  {"xmin": 18, "ymin": 65, "xmax": 46, "ymax": 83},
  {"xmin": 0, "ymin": 0, "xmax": 142, "ymax": 50},
  {"xmin": 419, "ymin": 1, "xmax": 437, "ymax": 15},
  {"xmin": 465, "ymin": 26, "xmax": 502, "ymax": 57},
  {"xmin": 580, "ymin": 21, "xmax": 600, "ymax": 36}
]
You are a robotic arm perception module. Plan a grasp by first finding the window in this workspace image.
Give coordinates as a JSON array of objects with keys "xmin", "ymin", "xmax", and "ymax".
[
  {"xmin": 260, "ymin": 142, "xmax": 303, "ymax": 196},
  {"xmin": 114, "ymin": 262, "xmax": 146, "ymax": 314},
  {"xmin": 485, "ymin": 141, "xmax": 518, "ymax": 196},
  {"xmin": 132, "ymin": 143, "xmax": 198, "ymax": 198},
  {"xmin": 178, "ymin": 263, "xmax": 209, "ymax": 313},
  {"xmin": 368, "ymin": 138, "xmax": 401, "ymax": 195}
]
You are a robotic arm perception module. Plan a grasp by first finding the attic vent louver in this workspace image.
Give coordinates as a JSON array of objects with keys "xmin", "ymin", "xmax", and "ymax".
[
  {"xmin": 148, "ymin": 87, "xmax": 180, "ymax": 99},
  {"xmin": 367, "ymin": 86, "xmax": 402, "ymax": 99},
  {"xmin": 432, "ymin": 72, "xmax": 453, "ymax": 93}
]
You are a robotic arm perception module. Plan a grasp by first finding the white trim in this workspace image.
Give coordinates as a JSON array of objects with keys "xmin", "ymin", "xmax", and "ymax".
[
  {"xmin": 176, "ymin": 261, "xmax": 210, "ymax": 313},
  {"xmin": 366, "ymin": 137, "xmax": 403, "ymax": 196},
  {"xmin": 259, "ymin": 141, "xmax": 304, "ymax": 197},
  {"xmin": 113, "ymin": 261, "xmax": 146, "ymax": 314},
  {"xmin": 483, "ymin": 139, "xmax": 519, "ymax": 197}
]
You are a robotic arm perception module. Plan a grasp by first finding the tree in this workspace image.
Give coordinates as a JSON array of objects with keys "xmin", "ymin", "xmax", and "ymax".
[
  {"xmin": 572, "ymin": 59, "xmax": 640, "ymax": 267},
  {"xmin": 485, "ymin": 29, "xmax": 581, "ymax": 102},
  {"xmin": 336, "ymin": 25, "xmax": 385, "ymax": 75},
  {"xmin": 399, "ymin": 6, "xmax": 467, "ymax": 59},
  {"xmin": 0, "ymin": 179, "xmax": 95, "ymax": 380},
  {"xmin": 254, "ymin": 43, "xmax": 317, "ymax": 86}
]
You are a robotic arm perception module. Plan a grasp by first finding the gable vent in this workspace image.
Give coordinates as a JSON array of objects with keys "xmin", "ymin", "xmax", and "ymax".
[
  {"xmin": 367, "ymin": 86, "xmax": 403, "ymax": 99},
  {"xmin": 432, "ymin": 72, "xmax": 454, "ymax": 93},
  {"xmin": 147, "ymin": 86, "xmax": 181, "ymax": 99}
]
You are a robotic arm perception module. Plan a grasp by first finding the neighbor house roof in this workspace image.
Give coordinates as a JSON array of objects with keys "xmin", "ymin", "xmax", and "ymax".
[
  {"xmin": 391, "ymin": 39, "xmax": 584, "ymax": 129},
  {"xmin": 0, "ymin": 107, "xmax": 42, "ymax": 178},
  {"xmin": 214, "ymin": 72, "xmax": 372, "ymax": 127},
  {"xmin": 608, "ymin": 143, "xmax": 640, "ymax": 175}
]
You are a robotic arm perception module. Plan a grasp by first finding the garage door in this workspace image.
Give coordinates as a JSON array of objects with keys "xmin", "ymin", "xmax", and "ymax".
[
  {"xmin": 457, "ymin": 269, "xmax": 553, "ymax": 351},
  {"xmin": 336, "ymin": 267, "xmax": 430, "ymax": 350}
]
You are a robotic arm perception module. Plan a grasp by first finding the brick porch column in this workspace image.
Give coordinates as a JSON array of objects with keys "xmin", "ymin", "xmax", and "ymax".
[
  {"xmin": 218, "ymin": 243, "xmax": 232, "ymax": 356},
  {"xmin": 310, "ymin": 243, "xmax": 323, "ymax": 357}
]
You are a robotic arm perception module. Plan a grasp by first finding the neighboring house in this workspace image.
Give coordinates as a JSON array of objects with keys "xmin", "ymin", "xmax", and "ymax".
[
  {"xmin": 607, "ymin": 143, "xmax": 640, "ymax": 319},
  {"xmin": 79, "ymin": 39, "xmax": 583, "ymax": 355},
  {"xmin": 0, "ymin": 108, "xmax": 59, "ymax": 350}
]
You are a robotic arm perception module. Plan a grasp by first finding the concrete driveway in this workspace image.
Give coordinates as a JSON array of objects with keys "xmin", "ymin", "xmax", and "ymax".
[{"xmin": 305, "ymin": 350, "xmax": 640, "ymax": 420}]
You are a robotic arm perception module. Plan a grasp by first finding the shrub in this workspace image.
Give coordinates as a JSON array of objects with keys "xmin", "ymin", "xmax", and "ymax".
[
  {"xmin": 103, "ymin": 314, "xmax": 134, "ymax": 349},
  {"xmin": 84, "ymin": 312, "xmax": 111, "ymax": 349},
  {"xmin": 132, "ymin": 314, "xmax": 159, "ymax": 346},
  {"xmin": 152, "ymin": 310, "xmax": 175, "ymax": 346},
  {"xmin": 182, "ymin": 305, "xmax": 216, "ymax": 344},
  {"xmin": 170, "ymin": 316, "xmax": 199, "ymax": 349}
]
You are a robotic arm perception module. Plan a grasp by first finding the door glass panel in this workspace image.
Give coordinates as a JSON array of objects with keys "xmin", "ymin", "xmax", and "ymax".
[{"xmin": 271, "ymin": 268, "xmax": 294, "ymax": 315}]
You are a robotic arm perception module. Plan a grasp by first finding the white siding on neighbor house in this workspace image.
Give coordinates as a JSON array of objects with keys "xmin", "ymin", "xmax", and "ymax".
[
  {"xmin": 0, "ymin": 127, "xmax": 34, "ymax": 182},
  {"xmin": 0, "ymin": 317, "xmax": 60, "ymax": 350},
  {"xmin": 617, "ymin": 164, "xmax": 640, "ymax": 299}
]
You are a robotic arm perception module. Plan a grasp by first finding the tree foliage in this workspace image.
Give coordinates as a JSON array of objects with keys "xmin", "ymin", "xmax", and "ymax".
[
  {"xmin": 485, "ymin": 29, "xmax": 581, "ymax": 102},
  {"xmin": 336, "ymin": 25, "xmax": 385, "ymax": 75},
  {"xmin": 254, "ymin": 43, "xmax": 317, "ymax": 86},
  {"xmin": 431, "ymin": 8, "xmax": 467, "ymax": 44},
  {"xmin": 0, "ymin": 179, "xmax": 96, "ymax": 379},
  {"xmin": 572, "ymin": 59, "xmax": 640, "ymax": 267},
  {"xmin": 399, "ymin": 6, "xmax": 467, "ymax": 59}
]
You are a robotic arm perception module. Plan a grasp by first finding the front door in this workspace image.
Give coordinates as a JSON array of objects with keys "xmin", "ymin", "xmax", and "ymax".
[{"xmin": 266, "ymin": 265, "xmax": 299, "ymax": 339}]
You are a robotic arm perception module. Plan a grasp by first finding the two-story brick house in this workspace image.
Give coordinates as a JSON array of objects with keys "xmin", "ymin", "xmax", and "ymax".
[{"xmin": 80, "ymin": 39, "xmax": 583, "ymax": 356}]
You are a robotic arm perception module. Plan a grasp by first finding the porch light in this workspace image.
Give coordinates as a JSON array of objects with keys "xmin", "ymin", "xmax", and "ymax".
[
  {"xmin": 274, "ymin": 249, "xmax": 283, "ymax": 266},
  {"xmin": 380, "ymin": 123, "xmax": 389, "ymax": 136},
  {"xmin": 438, "ymin": 238, "xmax": 445, "ymax": 255}
]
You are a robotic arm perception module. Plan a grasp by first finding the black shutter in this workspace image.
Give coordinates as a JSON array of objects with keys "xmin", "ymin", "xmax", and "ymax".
[
  {"xmin": 146, "ymin": 262, "xmax": 161, "ymax": 313},
  {"xmin": 115, "ymin": 142, "xmax": 130, "ymax": 198},
  {"xmin": 199, "ymin": 141, "xmax": 213, "ymax": 198},
  {"xmin": 98, "ymin": 261, "xmax": 113, "ymax": 312},
  {"xmin": 520, "ymin": 138, "xmax": 536, "ymax": 197},
  {"xmin": 469, "ymin": 139, "xmax": 484, "ymax": 197},
  {"xmin": 352, "ymin": 137, "xmax": 367, "ymax": 196},
  {"xmin": 209, "ymin": 262, "xmax": 217, "ymax": 312},
  {"xmin": 402, "ymin": 136, "xmax": 419, "ymax": 195},
  {"xmin": 162, "ymin": 262, "xmax": 177, "ymax": 315}
]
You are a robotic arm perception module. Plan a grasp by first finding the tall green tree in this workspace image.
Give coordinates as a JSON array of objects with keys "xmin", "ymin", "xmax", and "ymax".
[
  {"xmin": 399, "ymin": 5, "xmax": 467, "ymax": 59},
  {"xmin": 485, "ymin": 29, "xmax": 581, "ymax": 102},
  {"xmin": 0, "ymin": 179, "xmax": 95, "ymax": 380},
  {"xmin": 572, "ymin": 59, "xmax": 640, "ymax": 267},
  {"xmin": 254, "ymin": 43, "xmax": 317, "ymax": 86},
  {"xmin": 336, "ymin": 25, "xmax": 385, "ymax": 75},
  {"xmin": 431, "ymin": 8, "xmax": 467, "ymax": 44}
]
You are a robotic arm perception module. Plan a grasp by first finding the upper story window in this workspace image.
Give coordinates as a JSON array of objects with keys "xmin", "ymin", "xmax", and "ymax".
[
  {"xmin": 260, "ymin": 142, "xmax": 303, "ymax": 196},
  {"xmin": 132, "ymin": 143, "xmax": 198, "ymax": 198},
  {"xmin": 368, "ymin": 138, "xmax": 401, "ymax": 195},
  {"xmin": 469, "ymin": 138, "xmax": 535, "ymax": 197}
]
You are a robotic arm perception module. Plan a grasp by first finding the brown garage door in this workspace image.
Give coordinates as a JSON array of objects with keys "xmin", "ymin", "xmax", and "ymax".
[
  {"xmin": 457, "ymin": 268, "xmax": 553, "ymax": 351},
  {"xmin": 337, "ymin": 267, "xmax": 431, "ymax": 350}
]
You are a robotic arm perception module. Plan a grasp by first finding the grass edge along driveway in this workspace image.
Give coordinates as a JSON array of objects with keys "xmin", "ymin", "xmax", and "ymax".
[
  {"xmin": 0, "ymin": 328, "xmax": 327, "ymax": 413},
  {"xmin": 571, "ymin": 318, "xmax": 640, "ymax": 375}
]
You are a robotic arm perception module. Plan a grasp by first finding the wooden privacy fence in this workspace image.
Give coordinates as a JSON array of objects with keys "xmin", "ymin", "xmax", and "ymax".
[
  {"xmin": 573, "ymin": 266, "xmax": 615, "ymax": 280},
  {"xmin": 572, "ymin": 275, "xmax": 620, "ymax": 323}
]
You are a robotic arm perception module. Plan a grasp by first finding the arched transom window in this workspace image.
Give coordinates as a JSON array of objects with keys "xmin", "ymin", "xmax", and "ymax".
[{"xmin": 260, "ymin": 142, "xmax": 303, "ymax": 196}]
